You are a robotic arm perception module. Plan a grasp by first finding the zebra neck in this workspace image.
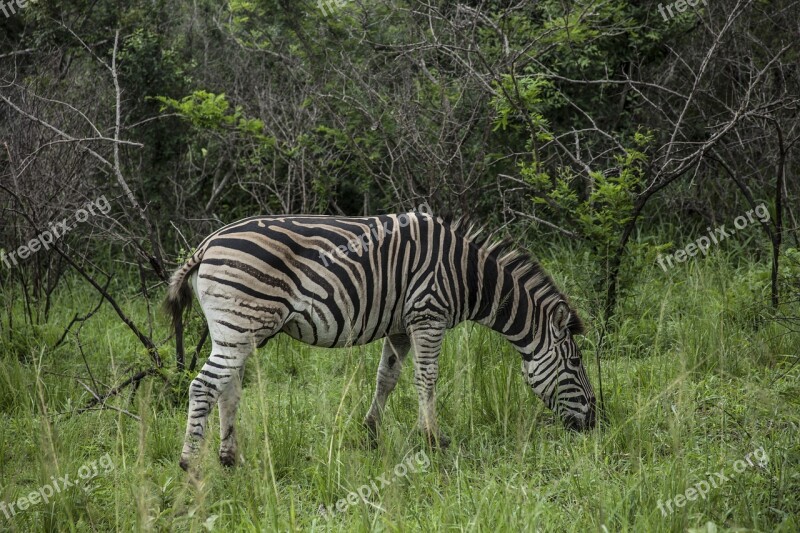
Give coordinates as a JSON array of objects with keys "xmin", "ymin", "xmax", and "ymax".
[
  {"xmin": 475, "ymin": 264, "xmax": 557, "ymax": 360},
  {"xmin": 471, "ymin": 261, "xmax": 535, "ymax": 348}
]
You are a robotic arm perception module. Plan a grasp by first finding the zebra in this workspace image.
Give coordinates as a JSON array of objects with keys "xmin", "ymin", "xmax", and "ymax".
[{"xmin": 166, "ymin": 210, "xmax": 596, "ymax": 470}]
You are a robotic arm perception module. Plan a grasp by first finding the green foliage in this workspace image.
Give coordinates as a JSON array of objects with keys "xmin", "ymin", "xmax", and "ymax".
[
  {"xmin": 224, "ymin": 0, "xmax": 273, "ymax": 50},
  {"xmin": 119, "ymin": 28, "xmax": 192, "ymax": 100},
  {"xmin": 580, "ymin": 134, "xmax": 650, "ymax": 246},
  {"xmin": 154, "ymin": 91, "xmax": 273, "ymax": 144},
  {"xmin": 491, "ymin": 74, "xmax": 556, "ymax": 138}
]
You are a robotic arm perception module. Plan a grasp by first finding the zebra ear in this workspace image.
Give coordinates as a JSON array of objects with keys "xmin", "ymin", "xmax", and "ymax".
[
  {"xmin": 568, "ymin": 312, "xmax": 585, "ymax": 336},
  {"xmin": 553, "ymin": 301, "xmax": 583, "ymax": 336}
]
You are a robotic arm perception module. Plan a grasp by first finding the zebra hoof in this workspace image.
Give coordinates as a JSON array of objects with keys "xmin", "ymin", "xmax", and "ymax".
[
  {"xmin": 363, "ymin": 419, "xmax": 379, "ymax": 449},
  {"xmin": 424, "ymin": 431, "xmax": 450, "ymax": 450},
  {"xmin": 219, "ymin": 452, "xmax": 237, "ymax": 467}
]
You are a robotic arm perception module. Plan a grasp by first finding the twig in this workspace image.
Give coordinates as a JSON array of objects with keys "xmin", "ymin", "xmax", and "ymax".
[
  {"xmin": 509, "ymin": 207, "xmax": 580, "ymax": 239},
  {"xmin": 80, "ymin": 368, "xmax": 159, "ymax": 411},
  {"xmin": 53, "ymin": 277, "xmax": 111, "ymax": 348},
  {"xmin": 76, "ymin": 380, "xmax": 141, "ymax": 421}
]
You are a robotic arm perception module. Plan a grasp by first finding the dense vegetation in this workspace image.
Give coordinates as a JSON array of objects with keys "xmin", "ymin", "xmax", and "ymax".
[{"xmin": 1, "ymin": 0, "xmax": 798, "ymax": 531}]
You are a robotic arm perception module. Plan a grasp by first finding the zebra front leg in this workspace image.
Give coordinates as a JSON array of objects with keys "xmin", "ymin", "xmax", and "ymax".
[
  {"xmin": 218, "ymin": 366, "xmax": 245, "ymax": 467},
  {"xmin": 364, "ymin": 334, "xmax": 411, "ymax": 445},
  {"xmin": 409, "ymin": 327, "xmax": 450, "ymax": 449},
  {"xmin": 180, "ymin": 346, "xmax": 249, "ymax": 471}
]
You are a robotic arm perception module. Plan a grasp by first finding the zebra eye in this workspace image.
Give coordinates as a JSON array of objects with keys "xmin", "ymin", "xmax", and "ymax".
[{"xmin": 568, "ymin": 356, "xmax": 582, "ymax": 366}]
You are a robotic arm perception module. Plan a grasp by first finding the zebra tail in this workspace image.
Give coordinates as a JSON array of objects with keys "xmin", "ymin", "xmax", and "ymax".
[
  {"xmin": 165, "ymin": 262, "xmax": 195, "ymax": 331},
  {"xmin": 164, "ymin": 248, "xmax": 206, "ymax": 368}
]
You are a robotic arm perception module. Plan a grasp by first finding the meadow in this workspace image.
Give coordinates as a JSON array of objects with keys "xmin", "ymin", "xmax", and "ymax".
[{"xmin": 1, "ymin": 243, "xmax": 798, "ymax": 532}]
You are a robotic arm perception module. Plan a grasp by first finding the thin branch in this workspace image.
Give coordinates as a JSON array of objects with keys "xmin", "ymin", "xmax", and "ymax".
[
  {"xmin": 53, "ymin": 277, "xmax": 110, "ymax": 348},
  {"xmin": 76, "ymin": 379, "xmax": 142, "ymax": 421},
  {"xmin": 80, "ymin": 368, "xmax": 159, "ymax": 411}
]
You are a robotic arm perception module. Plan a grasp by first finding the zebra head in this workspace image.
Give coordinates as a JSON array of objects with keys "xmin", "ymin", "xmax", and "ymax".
[{"xmin": 522, "ymin": 300, "xmax": 596, "ymax": 431}]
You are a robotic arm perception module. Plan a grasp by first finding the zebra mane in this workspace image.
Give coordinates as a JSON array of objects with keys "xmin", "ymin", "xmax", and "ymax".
[{"xmin": 436, "ymin": 213, "xmax": 585, "ymax": 335}]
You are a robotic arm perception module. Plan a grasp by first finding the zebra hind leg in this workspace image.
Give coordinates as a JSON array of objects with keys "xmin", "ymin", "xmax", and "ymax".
[
  {"xmin": 364, "ymin": 334, "xmax": 411, "ymax": 447},
  {"xmin": 218, "ymin": 365, "xmax": 245, "ymax": 466},
  {"xmin": 179, "ymin": 340, "xmax": 256, "ymax": 472}
]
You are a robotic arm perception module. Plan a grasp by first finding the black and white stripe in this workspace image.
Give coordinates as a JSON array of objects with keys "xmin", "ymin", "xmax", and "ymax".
[{"xmin": 167, "ymin": 211, "xmax": 596, "ymax": 469}]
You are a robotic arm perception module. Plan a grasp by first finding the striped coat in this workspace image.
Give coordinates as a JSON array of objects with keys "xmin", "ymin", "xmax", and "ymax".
[{"xmin": 167, "ymin": 211, "xmax": 596, "ymax": 470}]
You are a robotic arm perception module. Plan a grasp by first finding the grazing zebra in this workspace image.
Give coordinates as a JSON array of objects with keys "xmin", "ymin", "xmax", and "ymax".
[{"xmin": 166, "ymin": 210, "xmax": 596, "ymax": 470}]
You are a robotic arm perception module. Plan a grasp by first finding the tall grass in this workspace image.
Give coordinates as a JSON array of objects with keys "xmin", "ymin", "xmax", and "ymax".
[{"xmin": 0, "ymin": 250, "xmax": 798, "ymax": 531}]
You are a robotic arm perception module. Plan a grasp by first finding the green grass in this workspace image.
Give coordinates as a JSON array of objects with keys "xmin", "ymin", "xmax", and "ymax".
[{"xmin": 0, "ymin": 252, "xmax": 798, "ymax": 532}]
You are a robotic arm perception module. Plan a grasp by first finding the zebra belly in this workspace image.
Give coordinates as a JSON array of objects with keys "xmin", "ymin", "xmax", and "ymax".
[{"xmin": 280, "ymin": 311, "xmax": 398, "ymax": 348}]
